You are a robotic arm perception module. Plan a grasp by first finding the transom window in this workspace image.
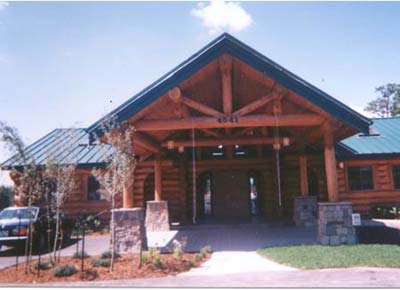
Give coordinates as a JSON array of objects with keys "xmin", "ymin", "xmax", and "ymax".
[
  {"xmin": 347, "ymin": 166, "xmax": 374, "ymax": 191},
  {"xmin": 392, "ymin": 165, "xmax": 400, "ymax": 189}
]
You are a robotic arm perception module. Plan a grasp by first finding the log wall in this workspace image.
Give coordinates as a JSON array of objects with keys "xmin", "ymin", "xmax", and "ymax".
[
  {"xmin": 338, "ymin": 158, "xmax": 400, "ymax": 216},
  {"xmin": 61, "ymin": 156, "xmax": 400, "ymax": 222}
]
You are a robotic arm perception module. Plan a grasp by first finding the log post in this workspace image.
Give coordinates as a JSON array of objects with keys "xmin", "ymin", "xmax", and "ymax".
[
  {"xmin": 299, "ymin": 155, "xmax": 309, "ymax": 196},
  {"xmin": 154, "ymin": 156, "xmax": 162, "ymax": 202},
  {"xmin": 122, "ymin": 181, "xmax": 134, "ymax": 208},
  {"xmin": 323, "ymin": 124, "xmax": 339, "ymax": 202},
  {"xmin": 219, "ymin": 55, "xmax": 233, "ymax": 116}
]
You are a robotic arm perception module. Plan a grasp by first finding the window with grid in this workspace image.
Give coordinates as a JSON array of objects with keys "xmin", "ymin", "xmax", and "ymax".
[
  {"xmin": 347, "ymin": 166, "xmax": 374, "ymax": 191},
  {"xmin": 392, "ymin": 165, "xmax": 400, "ymax": 189}
]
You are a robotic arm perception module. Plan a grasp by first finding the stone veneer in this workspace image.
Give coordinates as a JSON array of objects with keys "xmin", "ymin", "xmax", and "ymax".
[
  {"xmin": 112, "ymin": 208, "xmax": 148, "ymax": 253},
  {"xmin": 318, "ymin": 202, "xmax": 356, "ymax": 245},
  {"xmin": 293, "ymin": 196, "xmax": 318, "ymax": 227},
  {"xmin": 145, "ymin": 201, "xmax": 170, "ymax": 232}
]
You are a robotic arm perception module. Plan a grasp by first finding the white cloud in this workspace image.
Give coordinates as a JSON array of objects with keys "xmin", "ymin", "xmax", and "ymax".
[
  {"xmin": 191, "ymin": 0, "xmax": 253, "ymax": 35},
  {"xmin": 0, "ymin": 1, "xmax": 8, "ymax": 11}
]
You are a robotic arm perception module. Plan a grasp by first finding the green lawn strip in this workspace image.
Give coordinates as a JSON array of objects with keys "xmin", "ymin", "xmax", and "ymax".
[{"xmin": 257, "ymin": 245, "xmax": 400, "ymax": 269}]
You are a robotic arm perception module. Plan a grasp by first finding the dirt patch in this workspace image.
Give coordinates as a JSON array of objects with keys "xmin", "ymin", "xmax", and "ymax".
[{"xmin": 0, "ymin": 253, "xmax": 208, "ymax": 284}]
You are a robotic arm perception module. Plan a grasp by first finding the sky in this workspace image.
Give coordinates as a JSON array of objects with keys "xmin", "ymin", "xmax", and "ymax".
[{"xmin": 1, "ymin": 1, "xmax": 400, "ymax": 185}]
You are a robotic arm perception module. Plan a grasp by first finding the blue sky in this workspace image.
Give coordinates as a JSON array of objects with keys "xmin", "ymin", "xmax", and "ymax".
[{"xmin": 1, "ymin": 1, "xmax": 400, "ymax": 184}]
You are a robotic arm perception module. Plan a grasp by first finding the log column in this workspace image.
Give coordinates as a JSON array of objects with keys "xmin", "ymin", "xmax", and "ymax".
[
  {"xmin": 317, "ymin": 124, "xmax": 355, "ymax": 245},
  {"xmin": 154, "ymin": 156, "xmax": 162, "ymax": 201},
  {"xmin": 323, "ymin": 125, "xmax": 339, "ymax": 202},
  {"xmin": 299, "ymin": 155, "xmax": 309, "ymax": 196},
  {"xmin": 145, "ymin": 155, "xmax": 170, "ymax": 231},
  {"xmin": 122, "ymin": 181, "xmax": 134, "ymax": 208}
]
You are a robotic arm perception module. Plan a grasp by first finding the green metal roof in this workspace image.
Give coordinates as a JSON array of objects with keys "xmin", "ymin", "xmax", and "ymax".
[
  {"xmin": 338, "ymin": 117, "xmax": 400, "ymax": 157},
  {"xmin": 1, "ymin": 128, "xmax": 113, "ymax": 169},
  {"xmin": 2, "ymin": 117, "xmax": 400, "ymax": 169}
]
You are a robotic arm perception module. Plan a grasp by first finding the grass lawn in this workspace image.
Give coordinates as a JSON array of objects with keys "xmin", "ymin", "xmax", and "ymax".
[{"xmin": 257, "ymin": 244, "xmax": 400, "ymax": 269}]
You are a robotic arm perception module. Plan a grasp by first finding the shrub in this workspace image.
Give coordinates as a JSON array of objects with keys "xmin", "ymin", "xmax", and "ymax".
[
  {"xmin": 140, "ymin": 251, "xmax": 148, "ymax": 265},
  {"xmin": 34, "ymin": 261, "xmax": 53, "ymax": 270},
  {"xmin": 91, "ymin": 258, "xmax": 111, "ymax": 268},
  {"xmin": 72, "ymin": 250, "xmax": 90, "ymax": 259},
  {"xmin": 101, "ymin": 250, "xmax": 121, "ymax": 259},
  {"xmin": 173, "ymin": 247, "xmax": 183, "ymax": 260},
  {"xmin": 194, "ymin": 253, "xmax": 203, "ymax": 262},
  {"xmin": 200, "ymin": 246, "xmax": 212, "ymax": 257},
  {"xmin": 152, "ymin": 256, "xmax": 163, "ymax": 269},
  {"xmin": 53, "ymin": 264, "xmax": 78, "ymax": 277}
]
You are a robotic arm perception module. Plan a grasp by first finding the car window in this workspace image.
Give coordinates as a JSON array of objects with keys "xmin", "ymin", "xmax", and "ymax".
[{"xmin": 0, "ymin": 208, "xmax": 38, "ymax": 220}]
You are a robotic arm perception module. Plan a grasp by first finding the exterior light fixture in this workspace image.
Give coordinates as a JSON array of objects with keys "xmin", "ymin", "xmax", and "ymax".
[
  {"xmin": 167, "ymin": 140, "xmax": 174, "ymax": 150},
  {"xmin": 283, "ymin": 137, "xmax": 290, "ymax": 147},
  {"xmin": 178, "ymin": 146, "xmax": 185, "ymax": 153},
  {"xmin": 338, "ymin": 161, "xmax": 344, "ymax": 169},
  {"xmin": 273, "ymin": 143, "xmax": 281, "ymax": 150},
  {"xmin": 218, "ymin": 144, "xmax": 223, "ymax": 149}
]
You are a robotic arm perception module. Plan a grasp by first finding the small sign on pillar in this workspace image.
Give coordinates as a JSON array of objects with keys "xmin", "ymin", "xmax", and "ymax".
[{"xmin": 352, "ymin": 213, "xmax": 361, "ymax": 226}]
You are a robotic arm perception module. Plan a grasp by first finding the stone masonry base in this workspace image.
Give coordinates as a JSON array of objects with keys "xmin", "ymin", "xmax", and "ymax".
[
  {"xmin": 145, "ymin": 200, "xmax": 170, "ymax": 232},
  {"xmin": 293, "ymin": 196, "xmax": 317, "ymax": 227},
  {"xmin": 112, "ymin": 208, "xmax": 148, "ymax": 253},
  {"xmin": 318, "ymin": 202, "xmax": 356, "ymax": 245}
]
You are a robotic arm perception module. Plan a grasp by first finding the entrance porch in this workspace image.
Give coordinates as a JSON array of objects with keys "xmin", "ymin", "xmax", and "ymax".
[{"xmin": 147, "ymin": 221, "xmax": 317, "ymax": 252}]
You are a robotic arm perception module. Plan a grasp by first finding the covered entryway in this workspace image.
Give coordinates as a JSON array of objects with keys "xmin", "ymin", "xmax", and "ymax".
[
  {"xmin": 197, "ymin": 169, "xmax": 265, "ymax": 221},
  {"xmin": 87, "ymin": 34, "xmax": 371, "ymax": 241}
]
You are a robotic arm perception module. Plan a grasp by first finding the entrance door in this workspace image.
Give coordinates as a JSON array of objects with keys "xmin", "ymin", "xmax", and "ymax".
[{"xmin": 213, "ymin": 170, "xmax": 249, "ymax": 218}]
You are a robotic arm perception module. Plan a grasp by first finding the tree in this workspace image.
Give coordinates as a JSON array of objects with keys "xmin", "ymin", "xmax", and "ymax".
[
  {"xmin": 45, "ymin": 161, "xmax": 76, "ymax": 263},
  {"xmin": 365, "ymin": 83, "xmax": 400, "ymax": 117},
  {"xmin": 92, "ymin": 116, "xmax": 136, "ymax": 272},
  {"xmin": 0, "ymin": 121, "xmax": 44, "ymax": 272}
]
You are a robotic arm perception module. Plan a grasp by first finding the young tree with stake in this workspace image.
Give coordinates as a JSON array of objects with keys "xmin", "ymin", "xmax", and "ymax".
[{"xmin": 92, "ymin": 116, "xmax": 136, "ymax": 272}]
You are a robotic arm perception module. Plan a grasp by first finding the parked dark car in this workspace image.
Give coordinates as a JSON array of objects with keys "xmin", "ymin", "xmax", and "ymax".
[{"xmin": 0, "ymin": 206, "xmax": 74, "ymax": 251}]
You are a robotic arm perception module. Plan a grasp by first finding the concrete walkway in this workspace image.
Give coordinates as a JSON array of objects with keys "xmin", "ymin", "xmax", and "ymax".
[{"xmin": 180, "ymin": 251, "xmax": 295, "ymax": 276}]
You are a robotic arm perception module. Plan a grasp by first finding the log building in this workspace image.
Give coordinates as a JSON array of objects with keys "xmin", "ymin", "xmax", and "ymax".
[{"xmin": 2, "ymin": 34, "xmax": 400, "ymax": 226}]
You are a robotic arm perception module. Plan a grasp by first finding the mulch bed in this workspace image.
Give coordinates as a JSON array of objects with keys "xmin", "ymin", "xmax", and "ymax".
[{"xmin": 0, "ymin": 253, "xmax": 207, "ymax": 284}]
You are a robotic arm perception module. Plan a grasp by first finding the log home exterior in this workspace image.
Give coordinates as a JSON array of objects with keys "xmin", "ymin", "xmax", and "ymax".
[{"xmin": 2, "ymin": 34, "xmax": 400, "ymax": 226}]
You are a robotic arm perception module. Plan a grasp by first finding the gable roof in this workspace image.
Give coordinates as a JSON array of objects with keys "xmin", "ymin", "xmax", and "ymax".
[
  {"xmin": 1, "ymin": 128, "xmax": 113, "ymax": 170},
  {"xmin": 337, "ymin": 117, "xmax": 400, "ymax": 159},
  {"xmin": 87, "ymin": 33, "xmax": 371, "ymax": 138}
]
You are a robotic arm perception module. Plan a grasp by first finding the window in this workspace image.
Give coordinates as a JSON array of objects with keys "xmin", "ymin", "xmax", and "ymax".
[
  {"xmin": 392, "ymin": 165, "xmax": 400, "ymax": 189},
  {"xmin": 87, "ymin": 175, "xmax": 102, "ymax": 201},
  {"xmin": 347, "ymin": 166, "xmax": 374, "ymax": 191}
]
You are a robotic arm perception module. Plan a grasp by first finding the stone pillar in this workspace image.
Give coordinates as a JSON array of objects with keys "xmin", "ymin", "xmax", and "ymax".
[
  {"xmin": 112, "ymin": 208, "xmax": 148, "ymax": 253},
  {"xmin": 293, "ymin": 196, "xmax": 317, "ymax": 227},
  {"xmin": 318, "ymin": 202, "xmax": 356, "ymax": 245},
  {"xmin": 145, "ymin": 200, "xmax": 170, "ymax": 232}
]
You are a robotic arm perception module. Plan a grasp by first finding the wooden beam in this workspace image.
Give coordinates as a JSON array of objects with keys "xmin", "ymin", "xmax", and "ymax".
[
  {"xmin": 219, "ymin": 55, "xmax": 233, "ymax": 116},
  {"xmin": 168, "ymin": 87, "xmax": 225, "ymax": 118},
  {"xmin": 161, "ymin": 137, "xmax": 294, "ymax": 148},
  {"xmin": 323, "ymin": 123, "xmax": 339, "ymax": 202},
  {"xmin": 199, "ymin": 128, "xmax": 224, "ymax": 138},
  {"xmin": 299, "ymin": 155, "xmax": 309, "ymax": 196},
  {"xmin": 181, "ymin": 96, "xmax": 225, "ymax": 118},
  {"xmin": 154, "ymin": 155, "xmax": 162, "ymax": 201},
  {"xmin": 134, "ymin": 132, "xmax": 162, "ymax": 153},
  {"xmin": 233, "ymin": 92, "xmax": 277, "ymax": 117},
  {"xmin": 134, "ymin": 114, "xmax": 324, "ymax": 131},
  {"xmin": 232, "ymin": 127, "xmax": 254, "ymax": 137}
]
